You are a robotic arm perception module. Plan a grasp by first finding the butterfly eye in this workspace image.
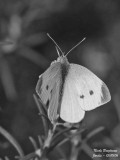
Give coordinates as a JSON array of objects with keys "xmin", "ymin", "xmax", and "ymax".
[
  {"xmin": 89, "ymin": 90, "xmax": 94, "ymax": 95},
  {"xmin": 80, "ymin": 95, "xmax": 84, "ymax": 99}
]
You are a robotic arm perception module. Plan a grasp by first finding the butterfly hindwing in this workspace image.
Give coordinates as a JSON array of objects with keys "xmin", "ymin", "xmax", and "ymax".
[{"xmin": 60, "ymin": 77, "xmax": 85, "ymax": 123}]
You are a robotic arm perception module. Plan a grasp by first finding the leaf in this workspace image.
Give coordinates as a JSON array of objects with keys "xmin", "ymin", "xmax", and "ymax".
[
  {"xmin": 38, "ymin": 135, "xmax": 43, "ymax": 147},
  {"xmin": 0, "ymin": 126, "xmax": 24, "ymax": 157},
  {"xmin": 86, "ymin": 126, "xmax": 105, "ymax": 141},
  {"xmin": 29, "ymin": 136, "xmax": 38, "ymax": 150},
  {"xmin": 0, "ymin": 58, "xmax": 17, "ymax": 100},
  {"xmin": 33, "ymin": 94, "xmax": 49, "ymax": 137},
  {"xmin": 18, "ymin": 46, "xmax": 49, "ymax": 69}
]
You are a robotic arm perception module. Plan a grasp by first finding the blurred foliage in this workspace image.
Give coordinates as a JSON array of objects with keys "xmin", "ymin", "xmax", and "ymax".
[{"xmin": 0, "ymin": 0, "xmax": 120, "ymax": 159}]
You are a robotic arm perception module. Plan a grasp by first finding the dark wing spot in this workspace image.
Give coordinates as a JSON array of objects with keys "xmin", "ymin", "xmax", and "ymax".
[
  {"xmin": 101, "ymin": 83, "xmax": 111, "ymax": 103},
  {"xmin": 89, "ymin": 90, "xmax": 94, "ymax": 95},
  {"xmin": 46, "ymin": 85, "xmax": 49, "ymax": 90},
  {"xmin": 80, "ymin": 95, "xmax": 84, "ymax": 99},
  {"xmin": 46, "ymin": 99, "xmax": 50, "ymax": 107}
]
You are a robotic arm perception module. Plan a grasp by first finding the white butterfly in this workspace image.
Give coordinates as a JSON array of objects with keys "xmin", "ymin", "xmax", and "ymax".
[{"xmin": 36, "ymin": 34, "xmax": 111, "ymax": 124}]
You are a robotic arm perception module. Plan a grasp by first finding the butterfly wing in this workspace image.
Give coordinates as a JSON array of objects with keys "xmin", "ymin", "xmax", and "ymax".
[
  {"xmin": 60, "ymin": 64, "xmax": 111, "ymax": 123},
  {"xmin": 36, "ymin": 62, "xmax": 62, "ymax": 123}
]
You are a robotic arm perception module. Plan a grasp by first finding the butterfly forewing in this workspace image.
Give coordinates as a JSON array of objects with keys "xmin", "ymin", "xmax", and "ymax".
[{"xmin": 61, "ymin": 64, "xmax": 111, "ymax": 113}]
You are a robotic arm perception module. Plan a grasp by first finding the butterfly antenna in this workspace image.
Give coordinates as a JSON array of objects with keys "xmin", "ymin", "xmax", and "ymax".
[
  {"xmin": 65, "ymin": 37, "xmax": 86, "ymax": 57},
  {"xmin": 47, "ymin": 33, "xmax": 64, "ymax": 56},
  {"xmin": 55, "ymin": 46, "xmax": 61, "ymax": 57}
]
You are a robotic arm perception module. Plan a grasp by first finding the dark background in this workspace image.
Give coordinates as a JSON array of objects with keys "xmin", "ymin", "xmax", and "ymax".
[{"xmin": 0, "ymin": 0, "xmax": 120, "ymax": 159}]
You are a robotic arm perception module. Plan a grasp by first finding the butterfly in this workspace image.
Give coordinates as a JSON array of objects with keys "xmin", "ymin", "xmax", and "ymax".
[{"xmin": 36, "ymin": 34, "xmax": 111, "ymax": 124}]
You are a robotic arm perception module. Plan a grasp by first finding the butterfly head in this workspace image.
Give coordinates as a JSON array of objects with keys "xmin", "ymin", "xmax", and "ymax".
[
  {"xmin": 57, "ymin": 55, "xmax": 69, "ymax": 65},
  {"xmin": 54, "ymin": 46, "xmax": 68, "ymax": 63}
]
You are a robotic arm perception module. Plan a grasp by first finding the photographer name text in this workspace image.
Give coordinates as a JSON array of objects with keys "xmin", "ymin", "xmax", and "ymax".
[{"xmin": 92, "ymin": 149, "xmax": 118, "ymax": 158}]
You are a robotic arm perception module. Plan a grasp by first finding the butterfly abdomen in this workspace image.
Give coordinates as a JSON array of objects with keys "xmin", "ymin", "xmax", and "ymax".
[{"xmin": 57, "ymin": 59, "xmax": 70, "ymax": 115}]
